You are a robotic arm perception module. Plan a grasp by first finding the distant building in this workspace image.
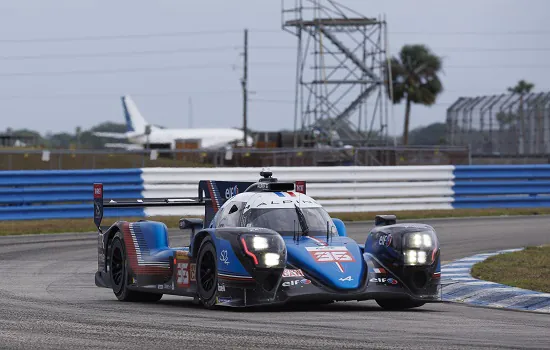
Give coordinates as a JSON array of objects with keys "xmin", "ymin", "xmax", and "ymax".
[{"xmin": 0, "ymin": 133, "xmax": 37, "ymax": 148}]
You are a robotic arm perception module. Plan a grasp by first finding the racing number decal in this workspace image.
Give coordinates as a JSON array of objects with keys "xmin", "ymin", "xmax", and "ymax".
[
  {"xmin": 306, "ymin": 246, "xmax": 355, "ymax": 273},
  {"xmin": 177, "ymin": 262, "xmax": 190, "ymax": 287},
  {"xmin": 175, "ymin": 250, "xmax": 192, "ymax": 288}
]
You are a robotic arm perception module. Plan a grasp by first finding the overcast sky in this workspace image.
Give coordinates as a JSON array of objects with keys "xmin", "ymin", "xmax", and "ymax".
[{"xmin": 0, "ymin": 0, "xmax": 548, "ymax": 137}]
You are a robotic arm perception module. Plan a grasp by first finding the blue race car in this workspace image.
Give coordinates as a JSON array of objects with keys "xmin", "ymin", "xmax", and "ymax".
[{"xmin": 93, "ymin": 170, "xmax": 442, "ymax": 309}]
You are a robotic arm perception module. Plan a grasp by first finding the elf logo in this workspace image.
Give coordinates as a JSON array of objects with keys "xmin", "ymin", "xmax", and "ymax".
[
  {"xmin": 225, "ymin": 185, "xmax": 239, "ymax": 199},
  {"xmin": 369, "ymin": 277, "xmax": 398, "ymax": 285},
  {"xmin": 282, "ymin": 279, "xmax": 311, "ymax": 287}
]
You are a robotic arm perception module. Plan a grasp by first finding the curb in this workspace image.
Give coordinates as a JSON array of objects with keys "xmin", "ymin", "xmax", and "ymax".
[{"xmin": 441, "ymin": 248, "xmax": 550, "ymax": 313}]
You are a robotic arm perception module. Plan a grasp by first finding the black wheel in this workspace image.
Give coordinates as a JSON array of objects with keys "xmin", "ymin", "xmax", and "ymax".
[
  {"xmin": 375, "ymin": 298, "xmax": 425, "ymax": 310},
  {"xmin": 196, "ymin": 237, "xmax": 218, "ymax": 308},
  {"xmin": 109, "ymin": 232, "xmax": 163, "ymax": 302}
]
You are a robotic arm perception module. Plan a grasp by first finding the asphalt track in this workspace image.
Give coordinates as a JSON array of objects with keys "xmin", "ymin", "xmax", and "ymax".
[{"xmin": 1, "ymin": 216, "xmax": 549, "ymax": 349}]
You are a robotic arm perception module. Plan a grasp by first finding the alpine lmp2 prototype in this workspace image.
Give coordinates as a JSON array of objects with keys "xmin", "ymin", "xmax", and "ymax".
[{"xmin": 93, "ymin": 170, "xmax": 442, "ymax": 309}]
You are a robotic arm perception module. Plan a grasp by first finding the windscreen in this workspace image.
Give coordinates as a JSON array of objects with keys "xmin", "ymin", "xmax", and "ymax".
[{"xmin": 242, "ymin": 207, "xmax": 337, "ymax": 236}]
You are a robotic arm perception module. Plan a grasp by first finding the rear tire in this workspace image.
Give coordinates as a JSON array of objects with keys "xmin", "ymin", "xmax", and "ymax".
[
  {"xmin": 375, "ymin": 298, "xmax": 425, "ymax": 310},
  {"xmin": 196, "ymin": 237, "xmax": 218, "ymax": 308},
  {"xmin": 110, "ymin": 232, "xmax": 163, "ymax": 302}
]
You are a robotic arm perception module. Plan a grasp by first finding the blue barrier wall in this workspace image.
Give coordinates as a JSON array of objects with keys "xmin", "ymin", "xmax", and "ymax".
[
  {"xmin": 453, "ymin": 165, "xmax": 550, "ymax": 209},
  {"xmin": 0, "ymin": 169, "xmax": 145, "ymax": 220},
  {"xmin": 2, "ymin": 165, "xmax": 550, "ymax": 221}
]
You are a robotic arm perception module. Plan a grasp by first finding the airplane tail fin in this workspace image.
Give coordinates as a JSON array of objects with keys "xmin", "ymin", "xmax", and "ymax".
[{"xmin": 122, "ymin": 95, "xmax": 148, "ymax": 134}]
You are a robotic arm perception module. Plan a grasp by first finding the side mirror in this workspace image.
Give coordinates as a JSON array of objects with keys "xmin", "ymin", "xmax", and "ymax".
[
  {"xmin": 179, "ymin": 218, "xmax": 203, "ymax": 237},
  {"xmin": 374, "ymin": 215, "xmax": 397, "ymax": 226},
  {"xmin": 332, "ymin": 218, "xmax": 347, "ymax": 237}
]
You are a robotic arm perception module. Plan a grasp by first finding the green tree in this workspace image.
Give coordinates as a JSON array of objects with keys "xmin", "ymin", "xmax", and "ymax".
[
  {"xmin": 388, "ymin": 44, "xmax": 444, "ymax": 145},
  {"xmin": 507, "ymin": 80, "xmax": 534, "ymax": 94},
  {"xmin": 408, "ymin": 122, "xmax": 447, "ymax": 145}
]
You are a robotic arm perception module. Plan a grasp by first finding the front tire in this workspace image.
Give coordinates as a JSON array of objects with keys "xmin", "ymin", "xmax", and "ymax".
[
  {"xmin": 110, "ymin": 232, "xmax": 163, "ymax": 302},
  {"xmin": 196, "ymin": 237, "xmax": 218, "ymax": 308},
  {"xmin": 375, "ymin": 298, "xmax": 425, "ymax": 310}
]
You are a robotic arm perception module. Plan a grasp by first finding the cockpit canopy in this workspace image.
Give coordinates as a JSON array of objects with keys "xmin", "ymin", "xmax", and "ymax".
[{"xmin": 211, "ymin": 192, "xmax": 337, "ymax": 237}]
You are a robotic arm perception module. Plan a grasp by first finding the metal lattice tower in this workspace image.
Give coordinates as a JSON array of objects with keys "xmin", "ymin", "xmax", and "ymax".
[{"xmin": 282, "ymin": 0, "xmax": 391, "ymax": 147}]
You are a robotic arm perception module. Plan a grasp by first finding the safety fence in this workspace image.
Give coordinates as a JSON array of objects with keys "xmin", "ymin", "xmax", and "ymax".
[{"xmin": 1, "ymin": 165, "xmax": 549, "ymax": 221}]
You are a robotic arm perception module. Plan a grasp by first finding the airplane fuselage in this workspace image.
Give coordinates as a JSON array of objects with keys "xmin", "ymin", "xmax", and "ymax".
[{"xmin": 128, "ymin": 128, "xmax": 248, "ymax": 149}]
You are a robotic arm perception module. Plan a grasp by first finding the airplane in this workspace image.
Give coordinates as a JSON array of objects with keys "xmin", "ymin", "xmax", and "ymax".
[{"xmin": 93, "ymin": 95, "xmax": 252, "ymax": 150}]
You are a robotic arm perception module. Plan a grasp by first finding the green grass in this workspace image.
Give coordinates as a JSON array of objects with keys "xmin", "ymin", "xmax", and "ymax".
[
  {"xmin": 471, "ymin": 245, "xmax": 550, "ymax": 293},
  {"xmin": 2, "ymin": 207, "xmax": 550, "ymax": 236}
]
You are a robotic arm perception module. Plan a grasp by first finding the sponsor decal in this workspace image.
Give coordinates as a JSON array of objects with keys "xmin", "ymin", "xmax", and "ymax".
[
  {"xmin": 218, "ymin": 284, "xmax": 226, "ymax": 292},
  {"xmin": 220, "ymin": 250, "xmax": 230, "ymax": 265},
  {"xmin": 306, "ymin": 246, "xmax": 355, "ymax": 273},
  {"xmin": 339, "ymin": 276, "xmax": 353, "ymax": 282},
  {"xmin": 176, "ymin": 262, "xmax": 190, "ymax": 287},
  {"xmin": 225, "ymin": 185, "xmax": 239, "ymax": 199},
  {"xmin": 282, "ymin": 279, "xmax": 311, "ymax": 287},
  {"xmin": 190, "ymin": 263, "xmax": 196, "ymax": 282},
  {"xmin": 157, "ymin": 284, "xmax": 164, "ymax": 290},
  {"xmin": 282, "ymin": 268, "xmax": 304, "ymax": 278},
  {"xmin": 217, "ymin": 297, "xmax": 232, "ymax": 304},
  {"xmin": 369, "ymin": 277, "xmax": 399, "ymax": 285},
  {"xmin": 163, "ymin": 283, "xmax": 172, "ymax": 290},
  {"xmin": 378, "ymin": 233, "xmax": 392, "ymax": 247},
  {"xmin": 373, "ymin": 267, "xmax": 386, "ymax": 274}
]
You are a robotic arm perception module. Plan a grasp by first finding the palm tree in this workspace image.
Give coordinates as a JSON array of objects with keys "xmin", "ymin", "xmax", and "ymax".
[
  {"xmin": 507, "ymin": 80, "xmax": 535, "ymax": 153},
  {"xmin": 507, "ymin": 80, "xmax": 534, "ymax": 94},
  {"xmin": 388, "ymin": 45, "xmax": 443, "ymax": 145}
]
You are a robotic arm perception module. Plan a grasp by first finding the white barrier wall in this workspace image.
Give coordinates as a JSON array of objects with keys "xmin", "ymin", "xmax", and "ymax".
[{"xmin": 141, "ymin": 166, "xmax": 456, "ymax": 216}]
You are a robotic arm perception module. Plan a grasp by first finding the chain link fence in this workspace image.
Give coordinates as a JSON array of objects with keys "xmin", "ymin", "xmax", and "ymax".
[{"xmin": 447, "ymin": 92, "xmax": 550, "ymax": 160}]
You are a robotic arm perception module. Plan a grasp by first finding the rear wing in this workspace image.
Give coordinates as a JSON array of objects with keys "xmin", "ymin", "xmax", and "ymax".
[{"xmin": 93, "ymin": 180, "xmax": 258, "ymax": 231}]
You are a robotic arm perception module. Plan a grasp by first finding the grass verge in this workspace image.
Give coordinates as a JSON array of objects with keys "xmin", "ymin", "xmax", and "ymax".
[
  {"xmin": 471, "ymin": 245, "xmax": 550, "ymax": 293},
  {"xmin": 2, "ymin": 207, "xmax": 550, "ymax": 236}
]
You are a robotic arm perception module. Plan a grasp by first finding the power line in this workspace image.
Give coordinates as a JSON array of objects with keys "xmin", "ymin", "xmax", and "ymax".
[
  {"xmin": 249, "ymin": 98, "xmax": 454, "ymax": 106},
  {"xmin": 0, "ymin": 91, "xmax": 242, "ymax": 100},
  {"xmin": 0, "ymin": 45, "xmax": 547, "ymax": 62},
  {"xmin": 390, "ymin": 30, "xmax": 550, "ymax": 36},
  {"xmin": 1, "ymin": 61, "xmax": 548, "ymax": 78},
  {"xmin": 0, "ymin": 30, "xmax": 243, "ymax": 44},
  {"xmin": 0, "ymin": 46, "xmax": 239, "ymax": 61},
  {"xmin": 0, "ymin": 64, "xmax": 234, "ymax": 77},
  {"xmin": 250, "ymin": 61, "xmax": 550, "ymax": 69},
  {"xmin": 1, "ymin": 28, "xmax": 549, "ymax": 45},
  {"xmin": 437, "ymin": 47, "xmax": 550, "ymax": 52}
]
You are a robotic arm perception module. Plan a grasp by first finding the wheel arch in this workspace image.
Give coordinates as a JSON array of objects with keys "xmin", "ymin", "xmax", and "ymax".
[
  {"xmin": 191, "ymin": 229, "xmax": 217, "ymax": 259},
  {"xmin": 102, "ymin": 221, "xmax": 129, "ymax": 271}
]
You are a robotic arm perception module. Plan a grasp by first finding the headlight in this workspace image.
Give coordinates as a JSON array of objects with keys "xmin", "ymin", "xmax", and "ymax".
[
  {"xmin": 407, "ymin": 232, "xmax": 433, "ymax": 249},
  {"xmin": 264, "ymin": 253, "xmax": 281, "ymax": 267},
  {"xmin": 252, "ymin": 236, "xmax": 269, "ymax": 250},
  {"xmin": 240, "ymin": 233, "xmax": 286, "ymax": 268},
  {"xmin": 403, "ymin": 230, "xmax": 438, "ymax": 266}
]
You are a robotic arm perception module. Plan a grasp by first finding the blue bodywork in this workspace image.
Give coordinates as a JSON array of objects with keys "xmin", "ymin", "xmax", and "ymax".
[
  {"xmin": 95, "ymin": 177, "xmax": 441, "ymax": 308},
  {"xmin": 283, "ymin": 235, "xmax": 364, "ymax": 290}
]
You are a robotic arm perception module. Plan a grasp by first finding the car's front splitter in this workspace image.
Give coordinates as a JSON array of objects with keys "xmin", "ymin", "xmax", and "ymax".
[{"xmin": 214, "ymin": 273, "xmax": 441, "ymax": 307}]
